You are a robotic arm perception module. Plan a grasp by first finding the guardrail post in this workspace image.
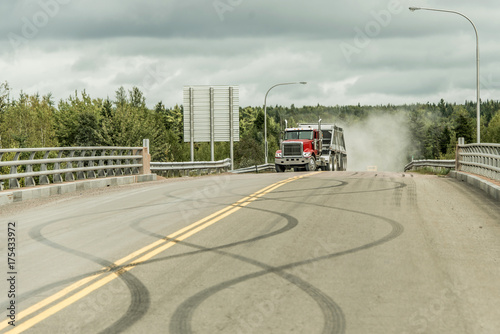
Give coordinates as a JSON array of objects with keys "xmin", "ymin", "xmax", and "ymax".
[
  {"xmin": 40, "ymin": 151, "xmax": 51, "ymax": 185},
  {"xmin": 124, "ymin": 149, "xmax": 132, "ymax": 175},
  {"xmin": 98, "ymin": 149, "xmax": 106, "ymax": 178},
  {"xmin": 9, "ymin": 152, "xmax": 21, "ymax": 189},
  {"xmin": 77, "ymin": 150, "xmax": 87, "ymax": 180},
  {"xmin": 117, "ymin": 150, "xmax": 125, "ymax": 176},
  {"xmin": 88, "ymin": 150, "xmax": 97, "ymax": 179},
  {"xmin": 107, "ymin": 150, "xmax": 115, "ymax": 177},
  {"xmin": 140, "ymin": 140, "xmax": 151, "ymax": 175},
  {"xmin": 65, "ymin": 150, "xmax": 76, "ymax": 182},
  {"xmin": 54, "ymin": 150, "xmax": 63, "ymax": 183},
  {"xmin": 25, "ymin": 151, "xmax": 36, "ymax": 187}
]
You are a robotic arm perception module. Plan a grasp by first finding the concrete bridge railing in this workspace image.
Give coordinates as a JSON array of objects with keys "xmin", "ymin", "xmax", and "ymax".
[
  {"xmin": 456, "ymin": 142, "xmax": 500, "ymax": 182},
  {"xmin": 0, "ymin": 145, "xmax": 151, "ymax": 190}
]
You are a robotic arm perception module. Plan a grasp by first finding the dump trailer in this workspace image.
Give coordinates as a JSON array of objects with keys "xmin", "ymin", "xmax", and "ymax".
[{"xmin": 274, "ymin": 122, "xmax": 347, "ymax": 172}]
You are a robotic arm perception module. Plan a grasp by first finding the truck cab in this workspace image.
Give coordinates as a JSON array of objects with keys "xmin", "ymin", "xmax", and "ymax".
[
  {"xmin": 275, "ymin": 123, "xmax": 347, "ymax": 172},
  {"xmin": 274, "ymin": 128, "xmax": 322, "ymax": 172}
]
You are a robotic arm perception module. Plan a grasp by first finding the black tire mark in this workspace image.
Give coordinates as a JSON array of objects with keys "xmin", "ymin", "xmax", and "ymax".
[
  {"xmin": 13, "ymin": 184, "xmax": 243, "ymax": 308},
  {"xmin": 221, "ymin": 178, "xmax": 406, "ymax": 204},
  {"xmin": 128, "ymin": 183, "xmax": 405, "ymax": 334},
  {"xmin": 166, "ymin": 207, "xmax": 403, "ymax": 334},
  {"xmin": 121, "ymin": 177, "xmax": 406, "ymax": 334},
  {"xmin": 18, "ymin": 175, "xmax": 405, "ymax": 334},
  {"xmin": 125, "ymin": 203, "xmax": 346, "ymax": 333},
  {"xmin": 98, "ymin": 272, "xmax": 150, "ymax": 334},
  {"xmin": 162, "ymin": 179, "xmax": 349, "ymax": 211},
  {"xmin": 129, "ymin": 208, "xmax": 299, "ymax": 255},
  {"xmin": 26, "ymin": 215, "xmax": 152, "ymax": 333},
  {"xmin": 262, "ymin": 181, "xmax": 409, "ymax": 216},
  {"xmin": 29, "ymin": 219, "xmax": 117, "ymax": 268},
  {"xmin": 169, "ymin": 266, "xmax": 345, "ymax": 334}
]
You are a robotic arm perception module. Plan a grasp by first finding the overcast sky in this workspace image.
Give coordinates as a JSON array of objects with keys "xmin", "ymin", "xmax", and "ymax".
[{"xmin": 1, "ymin": 0, "xmax": 499, "ymax": 108}]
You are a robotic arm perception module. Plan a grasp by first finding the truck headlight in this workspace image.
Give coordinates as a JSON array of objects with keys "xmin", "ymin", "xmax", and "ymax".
[
  {"xmin": 303, "ymin": 152, "xmax": 312, "ymax": 158},
  {"xmin": 275, "ymin": 151, "xmax": 282, "ymax": 158}
]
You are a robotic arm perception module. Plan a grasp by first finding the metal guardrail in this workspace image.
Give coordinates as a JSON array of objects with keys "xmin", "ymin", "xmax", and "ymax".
[
  {"xmin": 457, "ymin": 143, "xmax": 500, "ymax": 181},
  {"xmin": 0, "ymin": 146, "xmax": 148, "ymax": 190},
  {"xmin": 404, "ymin": 159, "xmax": 456, "ymax": 172},
  {"xmin": 231, "ymin": 163, "xmax": 276, "ymax": 174},
  {"xmin": 151, "ymin": 158, "xmax": 231, "ymax": 177}
]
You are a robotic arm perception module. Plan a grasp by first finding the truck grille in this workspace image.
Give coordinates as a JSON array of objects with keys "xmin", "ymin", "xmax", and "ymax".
[{"xmin": 283, "ymin": 143, "xmax": 302, "ymax": 157}]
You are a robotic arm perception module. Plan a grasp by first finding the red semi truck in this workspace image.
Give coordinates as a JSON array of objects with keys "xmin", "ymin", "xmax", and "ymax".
[{"xmin": 274, "ymin": 122, "xmax": 347, "ymax": 172}]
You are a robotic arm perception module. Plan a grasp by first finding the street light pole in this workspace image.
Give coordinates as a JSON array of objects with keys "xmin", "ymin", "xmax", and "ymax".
[
  {"xmin": 409, "ymin": 6, "xmax": 481, "ymax": 143},
  {"xmin": 263, "ymin": 82, "xmax": 307, "ymax": 164}
]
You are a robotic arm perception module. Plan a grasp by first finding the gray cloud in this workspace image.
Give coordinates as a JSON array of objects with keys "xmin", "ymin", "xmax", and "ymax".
[{"xmin": 1, "ymin": 0, "xmax": 499, "ymax": 108}]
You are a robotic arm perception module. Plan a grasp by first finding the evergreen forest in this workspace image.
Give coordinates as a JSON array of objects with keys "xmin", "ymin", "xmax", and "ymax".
[{"xmin": 1, "ymin": 82, "xmax": 500, "ymax": 169}]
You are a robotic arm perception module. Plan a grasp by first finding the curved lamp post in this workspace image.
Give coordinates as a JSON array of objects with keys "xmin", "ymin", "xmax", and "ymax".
[
  {"xmin": 263, "ymin": 82, "xmax": 307, "ymax": 164},
  {"xmin": 409, "ymin": 6, "xmax": 481, "ymax": 143}
]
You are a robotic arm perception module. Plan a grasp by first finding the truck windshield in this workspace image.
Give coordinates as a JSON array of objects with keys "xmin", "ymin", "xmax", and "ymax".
[{"xmin": 284, "ymin": 131, "xmax": 314, "ymax": 140}]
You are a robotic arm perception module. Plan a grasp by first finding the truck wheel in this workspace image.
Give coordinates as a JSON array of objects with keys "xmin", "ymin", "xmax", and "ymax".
[
  {"xmin": 305, "ymin": 156, "xmax": 316, "ymax": 171},
  {"xmin": 275, "ymin": 164, "xmax": 286, "ymax": 173}
]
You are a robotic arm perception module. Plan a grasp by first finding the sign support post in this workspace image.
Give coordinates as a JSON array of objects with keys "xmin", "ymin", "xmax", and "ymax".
[
  {"xmin": 210, "ymin": 87, "xmax": 215, "ymax": 162},
  {"xmin": 229, "ymin": 87, "xmax": 234, "ymax": 170},
  {"xmin": 189, "ymin": 87, "xmax": 194, "ymax": 162}
]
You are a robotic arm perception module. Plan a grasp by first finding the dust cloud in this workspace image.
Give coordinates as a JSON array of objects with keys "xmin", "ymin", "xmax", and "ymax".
[{"xmin": 343, "ymin": 112, "xmax": 411, "ymax": 172}]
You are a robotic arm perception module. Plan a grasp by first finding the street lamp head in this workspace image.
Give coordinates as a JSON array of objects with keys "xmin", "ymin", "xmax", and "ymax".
[
  {"xmin": 299, "ymin": 82, "xmax": 308, "ymax": 85},
  {"xmin": 409, "ymin": 7, "xmax": 421, "ymax": 12}
]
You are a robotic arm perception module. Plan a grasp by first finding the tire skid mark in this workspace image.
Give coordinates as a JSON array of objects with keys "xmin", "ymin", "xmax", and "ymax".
[
  {"xmin": 263, "ymin": 178, "xmax": 406, "ymax": 198},
  {"xmin": 161, "ymin": 178, "xmax": 349, "ymax": 213},
  {"xmin": 17, "ymin": 207, "xmax": 164, "ymax": 332},
  {"xmin": 243, "ymin": 179, "xmax": 407, "ymax": 212},
  {"xmin": 7, "ymin": 206, "xmax": 161, "ymax": 308},
  {"xmin": 391, "ymin": 178, "xmax": 404, "ymax": 207},
  {"xmin": 169, "ymin": 262, "xmax": 345, "ymax": 334},
  {"xmin": 15, "ymin": 174, "xmax": 406, "ymax": 334},
  {"xmin": 11, "ymin": 178, "xmax": 263, "ymax": 329},
  {"xmin": 128, "ymin": 205, "xmax": 345, "ymax": 334},
  {"xmin": 166, "ymin": 206, "xmax": 402, "ymax": 334},
  {"xmin": 127, "ymin": 179, "xmax": 405, "ymax": 334},
  {"xmin": 129, "ymin": 208, "xmax": 299, "ymax": 250},
  {"xmin": 9, "ymin": 174, "xmax": 310, "ymax": 332}
]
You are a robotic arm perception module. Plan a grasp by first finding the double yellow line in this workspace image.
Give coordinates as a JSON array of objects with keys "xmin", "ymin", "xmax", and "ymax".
[{"xmin": 1, "ymin": 172, "xmax": 317, "ymax": 333}]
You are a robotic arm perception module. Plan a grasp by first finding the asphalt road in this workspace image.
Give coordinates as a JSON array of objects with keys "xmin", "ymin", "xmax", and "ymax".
[{"xmin": 1, "ymin": 171, "xmax": 500, "ymax": 334}]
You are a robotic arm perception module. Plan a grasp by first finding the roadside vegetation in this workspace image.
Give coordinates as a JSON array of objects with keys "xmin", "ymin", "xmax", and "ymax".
[{"xmin": 1, "ymin": 81, "xmax": 499, "ymax": 169}]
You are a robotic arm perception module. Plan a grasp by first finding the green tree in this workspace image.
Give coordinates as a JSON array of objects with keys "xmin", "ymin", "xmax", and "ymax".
[
  {"xmin": 484, "ymin": 110, "xmax": 500, "ymax": 143},
  {"xmin": 0, "ymin": 92, "xmax": 57, "ymax": 148},
  {"xmin": 424, "ymin": 124, "xmax": 441, "ymax": 159},
  {"xmin": 407, "ymin": 108, "xmax": 426, "ymax": 159},
  {"xmin": 74, "ymin": 111, "xmax": 101, "ymax": 146},
  {"xmin": 56, "ymin": 90, "xmax": 103, "ymax": 146},
  {"xmin": 453, "ymin": 106, "xmax": 475, "ymax": 144},
  {"xmin": 439, "ymin": 126, "xmax": 451, "ymax": 155}
]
